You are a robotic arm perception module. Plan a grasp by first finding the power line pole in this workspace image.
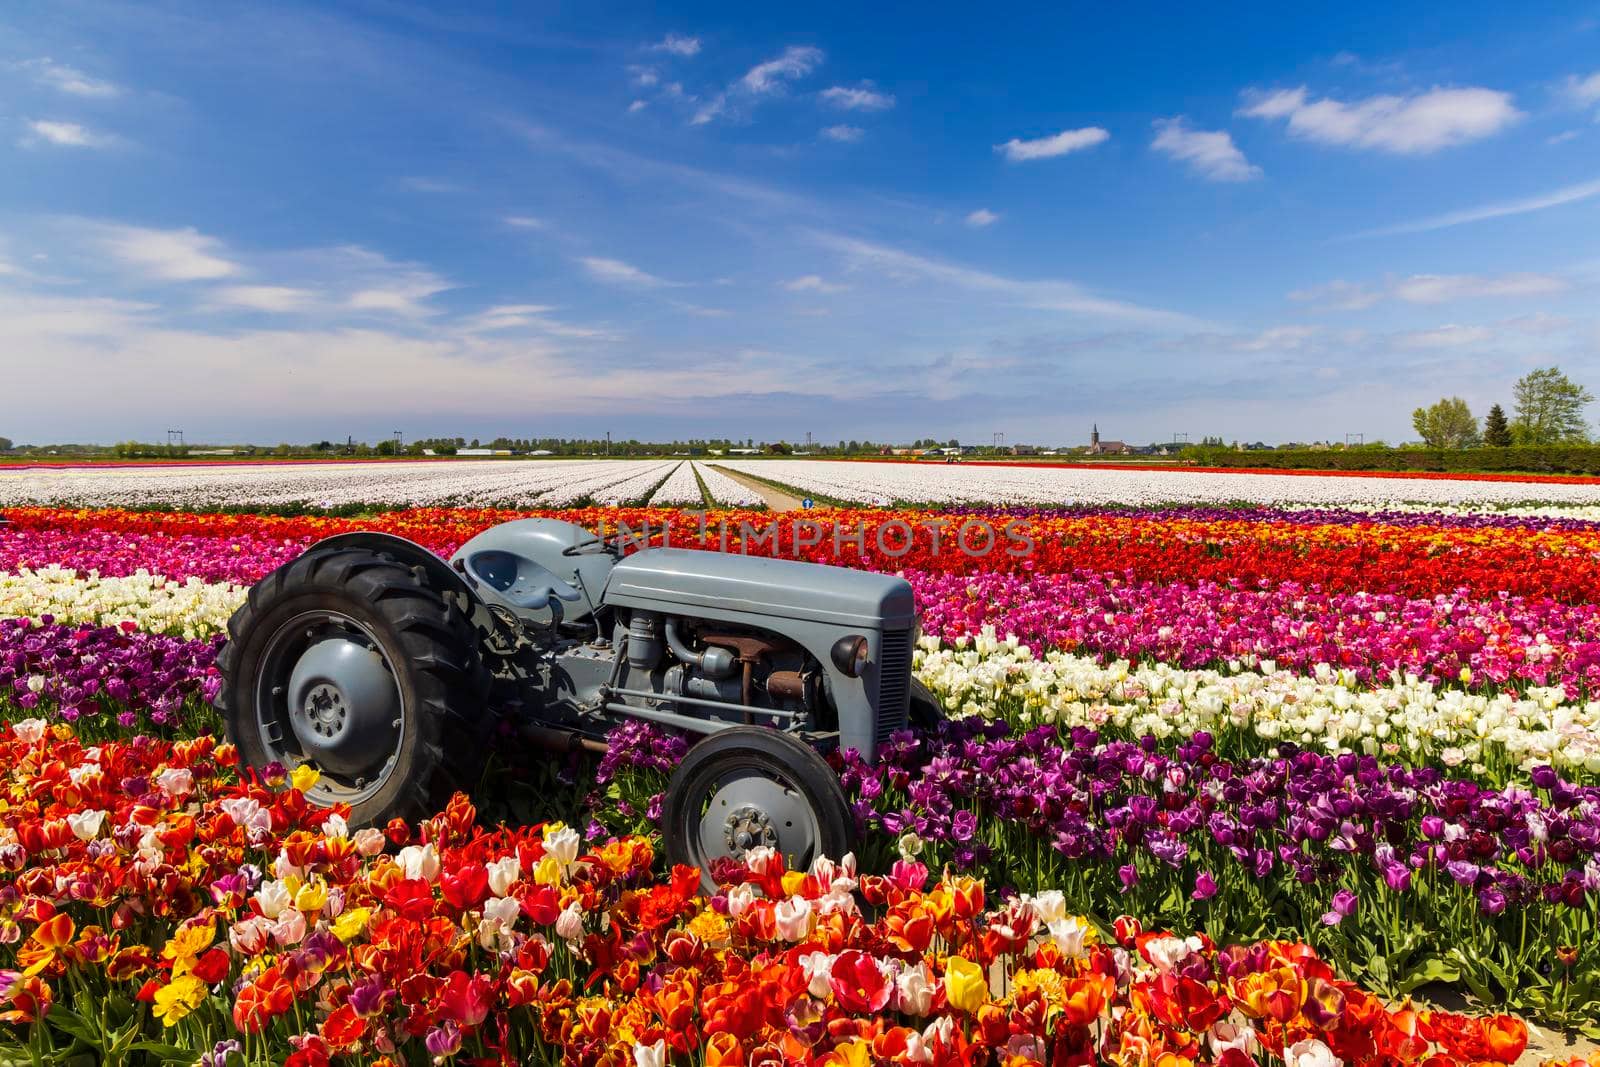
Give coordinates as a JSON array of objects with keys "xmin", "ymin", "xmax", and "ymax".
[
  {"xmin": 605, "ymin": 431, "xmax": 611, "ymax": 457},
  {"xmin": 393, "ymin": 430, "xmax": 402, "ymax": 454}
]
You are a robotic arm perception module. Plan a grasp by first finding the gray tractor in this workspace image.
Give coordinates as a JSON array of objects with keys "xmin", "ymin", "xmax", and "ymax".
[{"xmin": 216, "ymin": 518, "xmax": 938, "ymax": 879}]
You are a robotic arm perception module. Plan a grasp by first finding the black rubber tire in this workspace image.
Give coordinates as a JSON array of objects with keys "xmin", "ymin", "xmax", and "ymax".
[
  {"xmin": 215, "ymin": 547, "xmax": 491, "ymax": 827},
  {"xmin": 663, "ymin": 726, "xmax": 855, "ymax": 892},
  {"xmin": 909, "ymin": 677, "xmax": 944, "ymax": 732}
]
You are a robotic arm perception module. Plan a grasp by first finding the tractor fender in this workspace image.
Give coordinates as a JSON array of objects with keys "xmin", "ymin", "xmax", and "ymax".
[{"xmin": 308, "ymin": 532, "xmax": 494, "ymax": 632}]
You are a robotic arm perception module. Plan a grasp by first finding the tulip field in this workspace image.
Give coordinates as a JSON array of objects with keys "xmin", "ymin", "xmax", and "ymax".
[{"xmin": 4, "ymin": 462, "xmax": 1600, "ymax": 1066}]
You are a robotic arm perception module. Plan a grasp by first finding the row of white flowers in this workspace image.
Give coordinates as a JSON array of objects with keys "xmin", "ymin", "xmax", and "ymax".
[
  {"xmin": 696, "ymin": 463, "xmax": 764, "ymax": 507},
  {"xmin": 646, "ymin": 462, "xmax": 700, "ymax": 506},
  {"xmin": 914, "ymin": 628, "xmax": 1600, "ymax": 775},
  {"xmin": 0, "ymin": 459, "xmax": 683, "ymax": 510},
  {"xmin": 718, "ymin": 459, "xmax": 1600, "ymax": 511},
  {"xmin": 0, "ymin": 567, "xmax": 245, "ymax": 640}
]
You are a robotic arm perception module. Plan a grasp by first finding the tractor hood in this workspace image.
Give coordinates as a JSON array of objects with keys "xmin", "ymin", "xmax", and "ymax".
[{"xmin": 604, "ymin": 548, "xmax": 916, "ymax": 630}]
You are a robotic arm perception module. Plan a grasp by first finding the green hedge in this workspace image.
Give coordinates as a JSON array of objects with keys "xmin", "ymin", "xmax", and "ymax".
[{"xmin": 1181, "ymin": 446, "xmax": 1600, "ymax": 475}]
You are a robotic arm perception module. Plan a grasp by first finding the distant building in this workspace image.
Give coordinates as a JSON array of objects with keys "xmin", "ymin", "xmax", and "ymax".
[{"xmin": 1087, "ymin": 424, "xmax": 1132, "ymax": 455}]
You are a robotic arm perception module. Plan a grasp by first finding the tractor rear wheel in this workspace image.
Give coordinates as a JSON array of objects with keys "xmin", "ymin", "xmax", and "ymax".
[
  {"xmin": 662, "ymin": 727, "xmax": 855, "ymax": 893},
  {"xmin": 215, "ymin": 547, "xmax": 490, "ymax": 827}
]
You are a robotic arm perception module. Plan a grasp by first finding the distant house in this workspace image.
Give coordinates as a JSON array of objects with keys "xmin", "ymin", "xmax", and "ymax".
[
  {"xmin": 1009, "ymin": 444, "xmax": 1038, "ymax": 456},
  {"xmin": 458, "ymin": 448, "xmax": 513, "ymax": 456},
  {"xmin": 1086, "ymin": 425, "xmax": 1132, "ymax": 455}
]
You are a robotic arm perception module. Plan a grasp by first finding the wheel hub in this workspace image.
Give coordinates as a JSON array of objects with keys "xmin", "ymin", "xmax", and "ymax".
[
  {"xmin": 724, "ymin": 804, "xmax": 778, "ymax": 855},
  {"xmin": 285, "ymin": 636, "xmax": 401, "ymax": 778},
  {"xmin": 697, "ymin": 775, "xmax": 818, "ymax": 867}
]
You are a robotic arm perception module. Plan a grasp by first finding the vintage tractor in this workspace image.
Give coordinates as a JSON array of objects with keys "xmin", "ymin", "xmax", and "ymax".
[{"xmin": 216, "ymin": 518, "xmax": 937, "ymax": 881}]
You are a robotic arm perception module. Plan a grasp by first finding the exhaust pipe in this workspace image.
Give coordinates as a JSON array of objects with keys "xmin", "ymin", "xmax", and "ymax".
[{"xmin": 519, "ymin": 722, "xmax": 608, "ymax": 755}]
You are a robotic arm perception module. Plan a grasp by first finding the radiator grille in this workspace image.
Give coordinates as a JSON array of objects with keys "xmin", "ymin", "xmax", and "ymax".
[{"xmin": 875, "ymin": 628, "xmax": 912, "ymax": 746}]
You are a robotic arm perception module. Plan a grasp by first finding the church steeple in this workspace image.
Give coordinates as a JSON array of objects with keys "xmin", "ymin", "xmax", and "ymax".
[{"xmin": 1091, "ymin": 424, "xmax": 1100, "ymax": 447}]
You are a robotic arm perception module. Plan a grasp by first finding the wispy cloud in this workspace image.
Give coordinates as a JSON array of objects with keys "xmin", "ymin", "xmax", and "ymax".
[
  {"xmin": 21, "ymin": 120, "xmax": 116, "ymax": 149},
  {"xmin": 783, "ymin": 274, "xmax": 848, "ymax": 293},
  {"xmin": 463, "ymin": 304, "xmax": 617, "ymax": 339},
  {"xmin": 813, "ymin": 232, "xmax": 1198, "ymax": 326},
  {"xmin": 396, "ymin": 176, "xmax": 465, "ymax": 194},
  {"xmin": 965, "ymin": 209, "xmax": 1000, "ymax": 227},
  {"xmin": 1351, "ymin": 176, "xmax": 1600, "ymax": 237},
  {"xmin": 332, "ymin": 247, "xmax": 453, "ymax": 317},
  {"xmin": 1151, "ymin": 118, "xmax": 1260, "ymax": 181},
  {"xmin": 20, "ymin": 58, "xmax": 119, "ymax": 97},
  {"xmin": 650, "ymin": 33, "xmax": 701, "ymax": 57},
  {"xmin": 503, "ymin": 215, "xmax": 546, "ymax": 230},
  {"xmin": 741, "ymin": 45, "xmax": 823, "ymax": 93},
  {"xmin": 821, "ymin": 124, "xmax": 863, "ymax": 142},
  {"xmin": 1292, "ymin": 272, "xmax": 1569, "ymax": 308},
  {"xmin": 96, "ymin": 224, "xmax": 238, "ymax": 281},
  {"xmin": 1394, "ymin": 323, "xmax": 1492, "ymax": 349},
  {"xmin": 693, "ymin": 45, "xmax": 823, "ymax": 125},
  {"xmin": 578, "ymin": 256, "xmax": 674, "ymax": 288},
  {"xmin": 820, "ymin": 83, "xmax": 894, "ymax": 111},
  {"xmin": 672, "ymin": 301, "xmax": 733, "ymax": 318},
  {"xmin": 211, "ymin": 285, "xmax": 314, "ymax": 312},
  {"xmin": 1560, "ymin": 71, "xmax": 1600, "ymax": 109},
  {"xmin": 1239, "ymin": 85, "xmax": 1521, "ymax": 154},
  {"xmin": 994, "ymin": 127, "xmax": 1109, "ymax": 162}
]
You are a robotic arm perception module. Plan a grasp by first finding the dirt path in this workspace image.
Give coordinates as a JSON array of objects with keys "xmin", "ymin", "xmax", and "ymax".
[{"xmin": 708, "ymin": 465, "xmax": 804, "ymax": 512}]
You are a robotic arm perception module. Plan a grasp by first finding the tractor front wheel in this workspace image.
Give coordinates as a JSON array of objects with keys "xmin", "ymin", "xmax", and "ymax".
[
  {"xmin": 662, "ymin": 727, "xmax": 855, "ymax": 893},
  {"xmin": 215, "ymin": 547, "xmax": 490, "ymax": 827}
]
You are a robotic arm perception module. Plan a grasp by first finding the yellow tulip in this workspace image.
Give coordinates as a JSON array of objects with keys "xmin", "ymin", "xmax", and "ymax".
[
  {"xmin": 153, "ymin": 975, "xmax": 207, "ymax": 1027},
  {"xmin": 331, "ymin": 907, "xmax": 370, "ymax": 943},
  {"xmin": 944, "ymin": 955, "xmax": 988, "ymax": 1013},
  {"xmin": 290, "ymin": 763, "xmax": 321, "ymax": 793}
]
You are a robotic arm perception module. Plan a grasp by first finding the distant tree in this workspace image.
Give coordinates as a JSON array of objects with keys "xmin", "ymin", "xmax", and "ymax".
[
  {"xmin": 1482, "ymin": 404, "xmax": 1512, "ymax": 448},
  {"xmin": 374, "ymin": 439, "xmax": 398, "ymax": 456},
  {"xmin": 1412, "ymin": 397, "xmax": 1480, "ymax": 449},
  {"xmin": 0, "ymin": 436, "xmax": 11, "ymax": 452},
  {"xmin": 1513, "ymin": 367, "xmax": 1594, "ymax": 444}
]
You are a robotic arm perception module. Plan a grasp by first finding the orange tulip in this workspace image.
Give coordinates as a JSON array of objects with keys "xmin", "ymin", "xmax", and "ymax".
[{"xmin": 705, "ymin": 1031, "xmax": 746, "ymax": 1067}]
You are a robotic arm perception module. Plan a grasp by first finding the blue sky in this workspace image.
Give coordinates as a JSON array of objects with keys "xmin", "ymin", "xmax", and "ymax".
[{"xmin": 3, "ymin": 1, "xmax": 1600, "ymax": 446}]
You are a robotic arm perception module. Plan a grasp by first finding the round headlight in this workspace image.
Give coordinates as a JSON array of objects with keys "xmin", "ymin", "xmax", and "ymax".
[{"xmin": 830, "ymin": 634, "xmax": 871, "ymax": 678}]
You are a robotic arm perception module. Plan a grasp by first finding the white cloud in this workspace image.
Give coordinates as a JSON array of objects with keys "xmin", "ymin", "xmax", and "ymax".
[
  {"xmin": 651, "ymin": 34, "xmax": 701, "ymax": 57},
  {"xmin": 783, "ymin": 274, "xmax": 848, "ymax": 293},
  {"xmin": 330, "ymin": 246, "xmax": 451, "ymax": 317},
  {"xmin": 98, "ymin": 224, "xmax": 237, "ymax": 281},
  {"xmin": 1395, "ymin": 324, "xmax": 1492, "ymax": 349},
  {"xmin": 741, "ymin": 45, "xmax": 823, "ymax": 93},
  {"xmin": 1353, "ymin": 177, "xmax": 1600, "ymax": 237},
  {"xmin": 22, "ymin": 59, "xmax": 119, "ymax": 98},
  {"xmin": 813, "ymin": 231, "xmax": 1199, "ymax": 326},
  {"xmin": 1288, "ymin": 280, "xmax": 1382, "ymax": 311},
  {"xmin": 1560, "ymin": 71, "xmax": 1600, "ymax": 108},
  {"xmin": 820, "ymin": 84, "xmax": 894, "ymax": 111},
  {"xmin": 628, "ymin": 99, "xmax": 648, "ymax": 113},
  {"xmin": 1292, "ymin": 272, "xmax": 1568, "ymax": 309},
  {"xmin": 994, "ymin": 127, "xmax": 1109, "ymax": 162},
  {"xmin": 579, "ymin": 256, "xmax": 672, "ymax": 288},
  {"xmin": 1392, "ymin": 272, "xmax": 1568, "ymax": 303},
  {"xmin": 965, "ymin": 209, "xmax": 1000, "ymax": 227},
  {"xmin": 463, "ymin": 304, "xmax": 617, "ymax": 339},
  {"xmin": 396, "ymin": 177, "xmax": 464, "ymax": 194},
  {"xmin": 629, "ymin": 65, "xmax": 659, "ymax": 87},
  {"xmin": 503, "ymin": 216, "xmax": 546, "ymax": 230},
  {"xmin": 22, "ymin": 120, "xmax": 115, "ymax": 149},
  {"xmin": 211, "ymin": 286, "xmax": 314, "ymax": 313},
  {"xmin": 1232, "ymin": 325, "xmax": 1319, "ymax": 351},
  {"xmin": 1239, "ymin": 85, "xmax": 1521, "ymax": 154},
  {"xmin": 672, "ymin": 302, "xmax": 733, "ymax": 318},
  {"xmin": 821, "ymin": 124, "xmax": 864, "ymax": 142},
  {"xmin": 1150, "ymin": 118, "xmax": 1261, "ymax": 181}
]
